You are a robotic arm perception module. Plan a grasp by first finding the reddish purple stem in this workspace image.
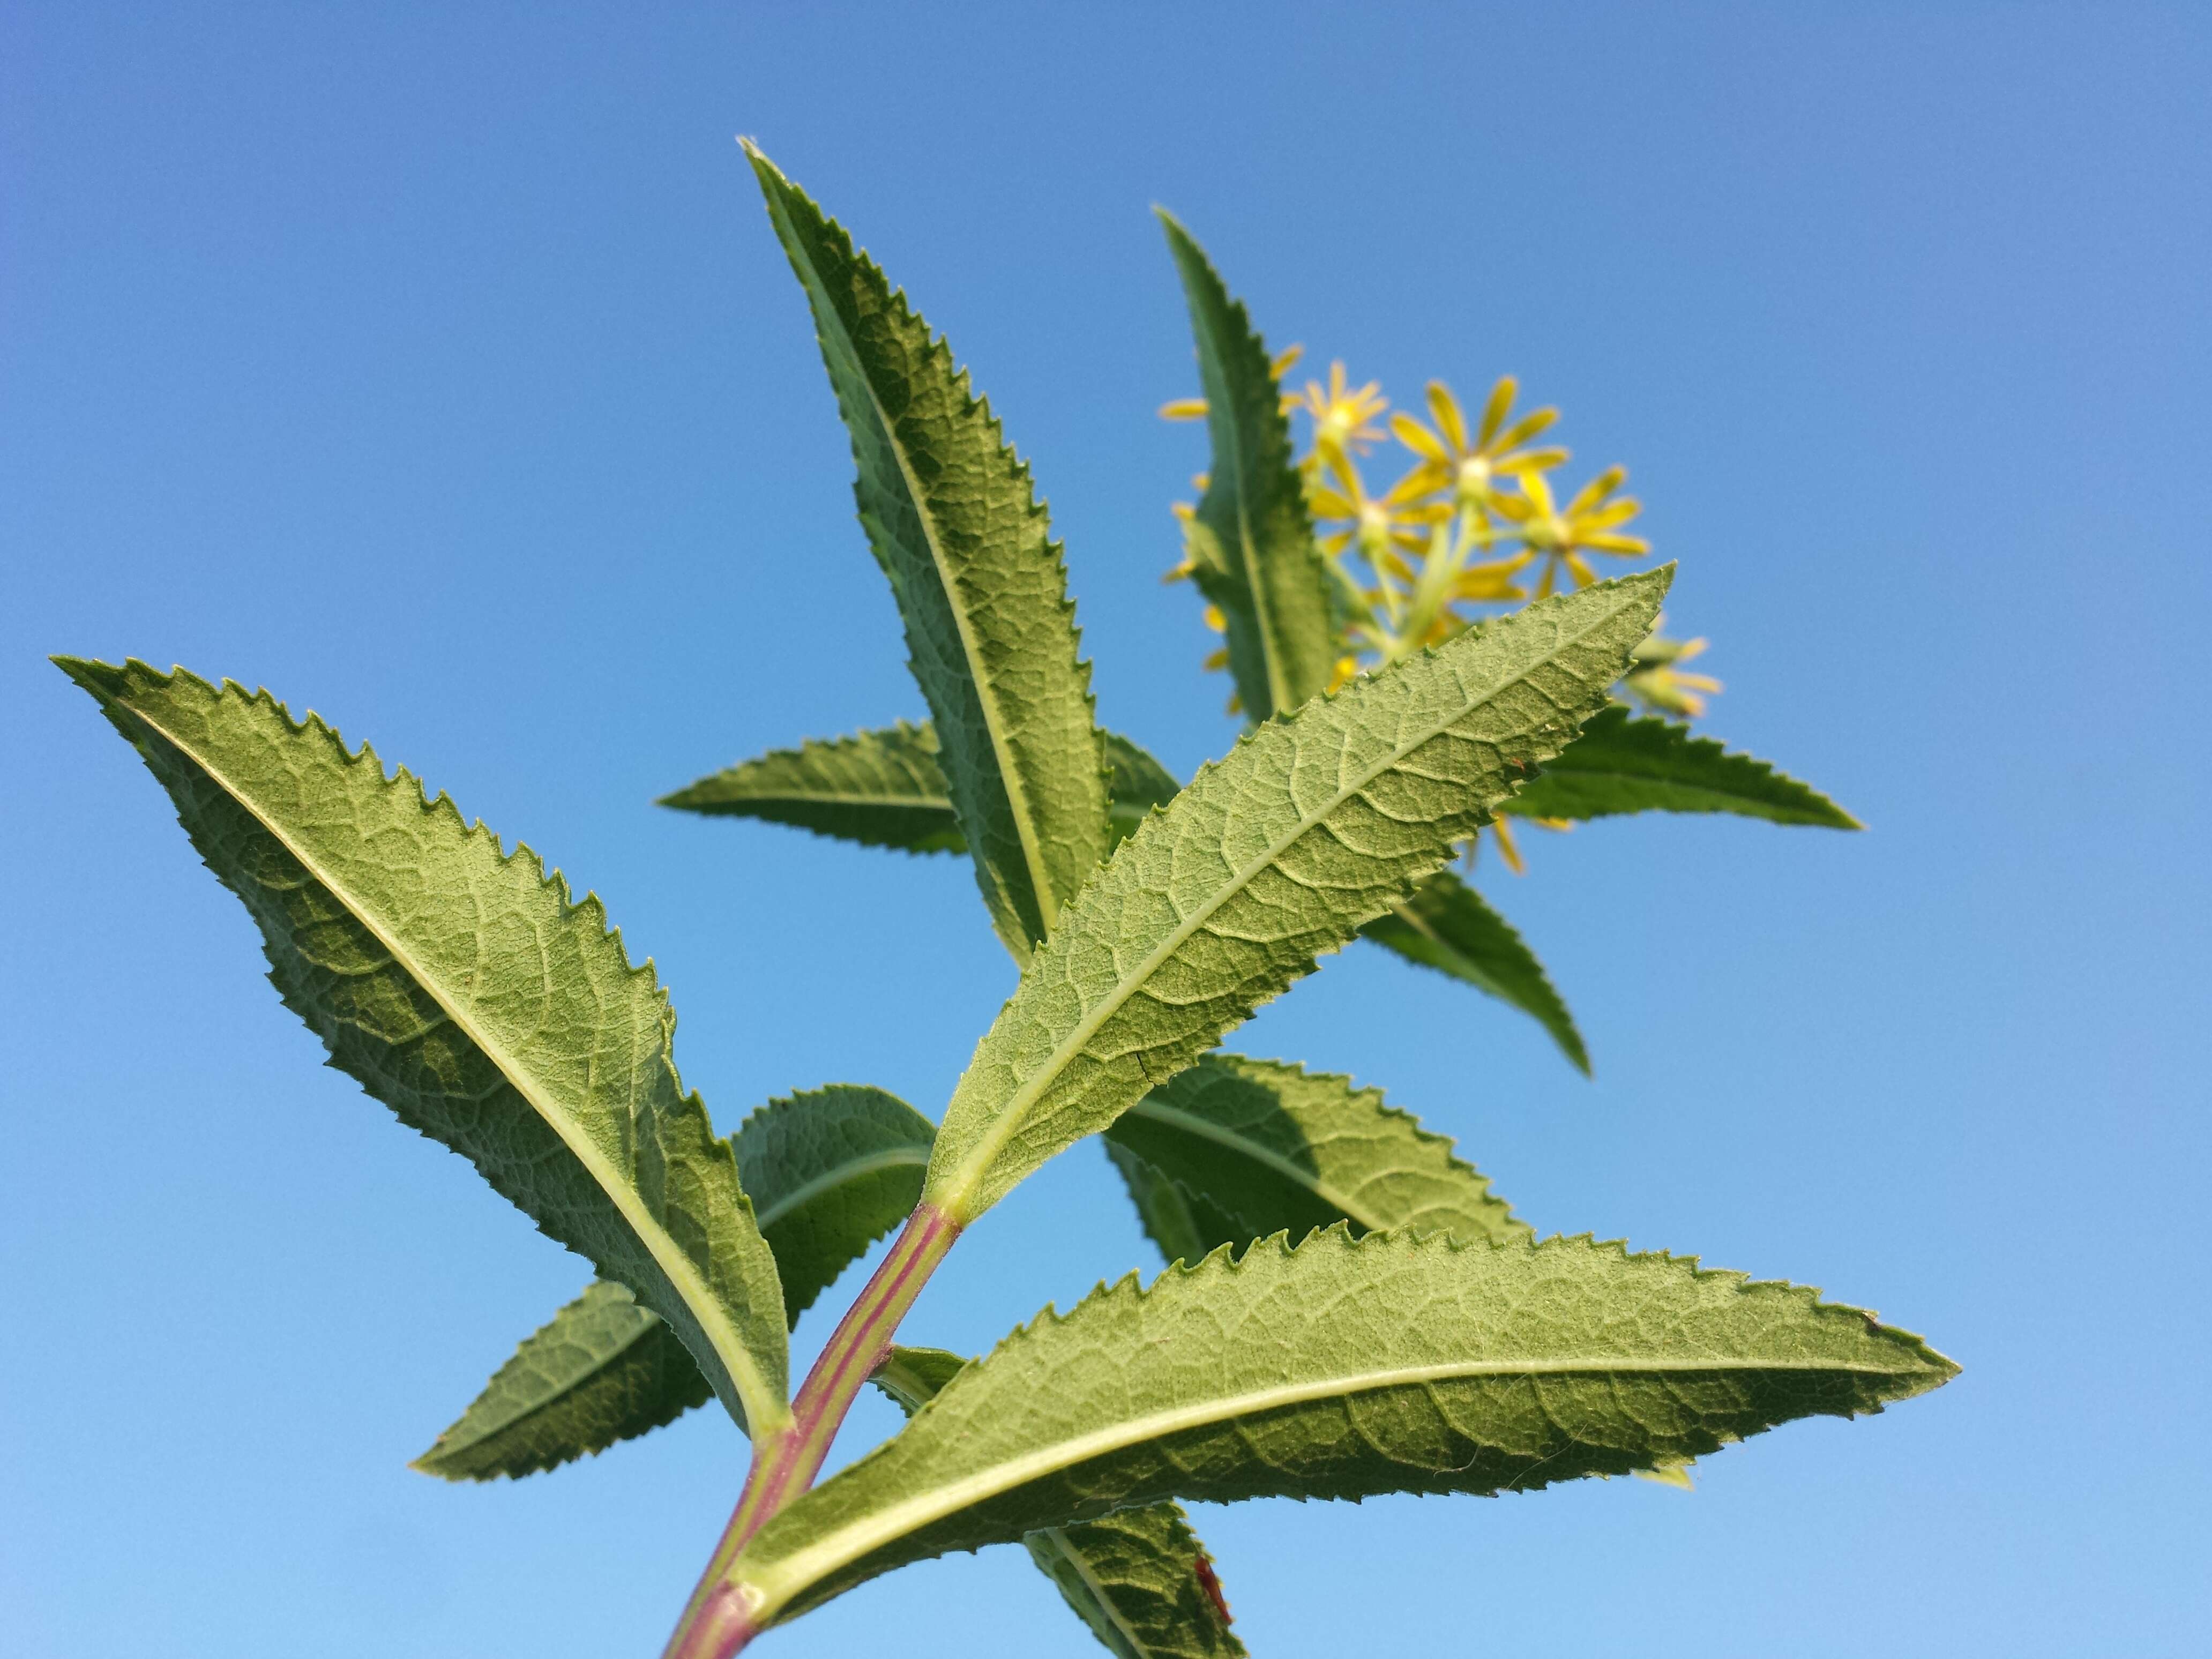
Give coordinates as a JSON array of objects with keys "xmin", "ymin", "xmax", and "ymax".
[{"xmin": 662, "ymin": 1204, "xmax": 962, "ymax": 1659}]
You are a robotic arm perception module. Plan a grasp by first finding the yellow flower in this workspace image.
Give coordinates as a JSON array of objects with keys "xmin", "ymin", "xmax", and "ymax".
[
  {"xmin": 1298, "ymin": 361, "xmax": 1389, "ymax": 457},
  {"xmin": 1159, "ymin": 346, "xmax": 1304, "ymax": 422},
  {"xmin": 1391, "ymin": 377, "xmax": 1567, "ymax": 509},
  {"xmin": 1620, "ymin": 628, "xmax": 1722, "ymax": 718},
  {"xmin": 1492, "ymin": 465, "xmax": 1650, "ymax": 596},
  {"xmin": 1308, "ymin": 449, "xmax": 1448, "ymax": 571}
]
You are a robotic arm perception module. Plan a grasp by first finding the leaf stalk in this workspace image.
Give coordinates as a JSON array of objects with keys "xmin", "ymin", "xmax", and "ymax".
[{"xmin": 663, "ymin": 1202, "xmax": 962, "ymax": 1659}]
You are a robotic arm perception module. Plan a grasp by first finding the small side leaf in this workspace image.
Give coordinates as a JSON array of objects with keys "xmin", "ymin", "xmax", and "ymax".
[
  {"xmin": 660, "ymin": 726, "xmax": 1179, "ymax": 858},
  {"xmin": 1104, "ymin": 1053, "xmax": 1526, "ymax": 1261},
  {"xmin": 736, "ymin": 1084, "xmax": 937, "ymax": 1320},
  {"xmin": 412, "ymin": 1281, "xmax": 712, "ymax": 1482},
  {"xmin": 925, "ymin": 571, "xmax": 1668, "ymax": 1222},
  {"xmin": 874, "ymin": 1349, "xmax": 1245, "ymax": 1659},
  {"xmin": 1361, "ymin": 870, "xmax": 1590, "ymax": 1073},
  {"xmin": 736, "ymin": 1230, "xmax": 1957, "ymax": 1625},
  {"xmin": 1504, "ymin": 706, "xmax": 1861, "ymax": 827},
  {"xmin": 1160, "ymin": 213, "xmax": 1336, "ymax": 723},
  {"xmin": 1021, "ymin": 1506, "xmax": 1245, "ymax": 1659},
  {"xmin": 746, "ymin": 145, "xmax": 1111, "ymax": 960},
  {"xmin": 59, "ymin": 660, "xmax": 790, "ymax": 1434},
  {"xmin": 416, "ymin": 1085, "xmax": 933, "ymax": 1480},
  {"xmin": 657, "ymin": 723, "xmax": 964, "ymax": 854}
]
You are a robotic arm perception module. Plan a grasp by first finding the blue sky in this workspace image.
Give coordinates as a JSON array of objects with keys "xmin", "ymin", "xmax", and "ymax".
[{"xmin": 4, "ymin": 4, "xmax": 2207, "ymax": 1655}]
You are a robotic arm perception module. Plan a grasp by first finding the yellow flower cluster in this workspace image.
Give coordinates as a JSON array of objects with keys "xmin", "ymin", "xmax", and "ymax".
[{"xmin": 1164, "ymin": 357, "xmax": 1721, "ymax": 870}]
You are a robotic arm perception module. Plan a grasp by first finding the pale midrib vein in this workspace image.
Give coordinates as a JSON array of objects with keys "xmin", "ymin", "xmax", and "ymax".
[
  {"xmin": 744, "ymin": 1346, "xmax": 1921, "ymax": 1610},
  {"xmin": 777, "ymin": 193, "xmax": 1063, "ymax": 947},
  {"xmin": 1030, "ymin": 1526, "xmax": 1153, "ymax": 1656},
  {"xmin": 119, "ymin": 700, "xmax": 790, "ymax": 1438},
  {"xmin": 754, "ymin": 1145, "xmax": 932, "ymax": 1232},
  {"xmin": 1122, "ymin": 1100, "xmax": 1385, "ymax": 1230},
  {"xmin": 940, "ymin": 593, "xmax": 1640, "ymax": 1212}
]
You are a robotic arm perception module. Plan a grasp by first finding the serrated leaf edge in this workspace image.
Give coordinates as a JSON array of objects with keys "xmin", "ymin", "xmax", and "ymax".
[
  {"xmin": 930, "ymin": 570, "xmax": 1668, "ymax": 1215},
  {"xmin": 745, "ymin": 141, "xmax": 1111, "ymax": 952},
  {"xmin": 409, "ymin": 1283, "xmax": 671, "ymax": 1476},
  {"xmin": 1507, "ymin": 708, "xmax": 1862, "ymax": 828},
  {"xmin": 1118, "ymin": 1056, "xmax": 1527, "ymax": 1239},
  {"xmin": 60, "ymin": 656, "xmax": 791, "ymax": 1435},
  {"xmin": 742, "ymin": 1225, "xmax": 1953, "ymax": 1612}
]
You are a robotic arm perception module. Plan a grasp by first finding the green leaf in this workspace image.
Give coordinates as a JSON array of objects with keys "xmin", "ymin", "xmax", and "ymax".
[
  {"xmin": 1160, "ymin": 213, "xmax": 1336, "ymax": 723},
  {"xmin": 924, "ymin": 571, "xmax": 1669, "ymax": 1222},
  {"xmin": 416, "ymin": 1085, "xmax": 933, "ymax": 1481},
  {"xmin": 58, "ymin": 659, "xmax": 791, "ymax": 1436},
  {"xmin": 733, "ymin": 1229, "xmax": 1957, "ymax": 1626},
  {"xmin": 658, "ymin": 722, "xmax": 965, "ymax": 854},
  {"xmin": 875, "ymin": 1350, "xmax": 1246, "ymax": 1659},
  {"xmin": 1022, "ymin": 1506, "xmax": 1245, "ymax": 1659},
  {"xmin": 735, "ymin": 1083, "xmax": 937, "ymax": 1320},
  {"xmin": 870, "ymin": 1344, "xmax": 972, "ymax": 1414},
  {"xmin": 661, "ymin": 726, "xmax": 1179, "ymax": 860},
  {"xmin": 1503, "ymin": 706, "xmax": 1861, "ymax": 828},
  {"xmin": 1360, "ymin": 870, "xmax": 1590, "ymax": 1073},
  {"xmin": 412, "ymin": 1280, "xmax": 713, "ymax": 1482},
  {"xmin": 1104, "ymin": 1053, "xmax": 1527, "ymax": 1262},
  {"xmin": 746, "ymin": 144, "xmax": 1111, "ymax": 961}
]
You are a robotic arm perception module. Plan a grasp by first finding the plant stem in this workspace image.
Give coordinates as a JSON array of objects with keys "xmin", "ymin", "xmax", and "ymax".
[{"xmin": 661, "ymin": 1203, "xmax": 962, "ymax": 1659}]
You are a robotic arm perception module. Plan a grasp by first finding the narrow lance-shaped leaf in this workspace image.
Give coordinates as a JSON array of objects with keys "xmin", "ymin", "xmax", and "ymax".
[
  {"xmin": 925, "ymin": 570, "xmax": 1670, "ymax": 1222},
  {"xmin": 58, "ymin": 660, "xmax": 791, "ymax": 1434},
  {"xmin": 1104, "ymin": 1053, "xmax": 1526, "ymax": 1262},
  {"xmin": 875, "ymin": 1350, "xmax": 1245, "ymax": 1659},
  {"xmin": 659, "ymin": 722, "xmax": 965, "ymax": 854},
  {"xmin": 746, "ymin": 144, "xmax": 1111, "ymax": 961},
  {"xmin": 1360, "ymin": 869, "xmax": 1590, "ymax": 1073},
  {"xmin": 661, "ymin": 726, "xmax": 1179, "ymax": 857},
  {"xmin": 416, "ymin": 1085, "xmax": 933, "ymax": 1481},
  {"xmin": 1160, "ymin": 212, "xmax": 1336, "ymax": 723},
  {"xmin": 414, "ymin": 1280, "xmax": 713, "ymax": 1483},
  {"xmin": 731, "ymin": 1229, "xmax": 1957, "ymax": 1625},
  {"xmin": 1501, "ymin": 705, "xmax": 1862, "ymax": 827}
]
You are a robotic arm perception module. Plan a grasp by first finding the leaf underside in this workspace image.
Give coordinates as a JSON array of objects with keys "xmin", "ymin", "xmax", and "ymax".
[
  {"xmin": 661, "ymin": 725, "xmax": 1179, "ymax": 860},
  {"xmin": 1159, "ymin": 212, "xmax": 1327, "ymax": 721},
  {"xmin": 1104, "ymin": 1052, "xmax": 1527, "ymax": 1263},
  {"xmin": 875, "ymin": 1350, "xmax": 1245, "ymax": 1659},
  {"xmin": 742, "ymin": 1229, "xmax": 1956, "ymax": 1624},
  {"xmin": 417, "ymin": 1085, "xmax": 934, "ymax": 1480},
  {"xmin": 924, "ymin": 571, "xmax": 1670, "ymax": 1221},
  {"xmin": 1360, "ymin": 870, "xmax": 1591, "ymax": 1072},
  {"xmin": 1504, "ymin": 706, "xmax": 1860, "ymax": 827},
  {"xmin": 1160, "ymin": 213, "xmax": 1336, "ymax": 723},
  {"xmin": 59, "ymin": 659, "xmax": 789, "ymax": 1433},
  {"xmin": 413, "ymin": 1280, "xmax": 712, "ymax": 1482},
  {"xmin": 659, "ymin": 721, "xmax": 965, "ymax": 853},
  {"xmin": 747, "ymin": 144, "xmax": 1111, "ymax": 961}
]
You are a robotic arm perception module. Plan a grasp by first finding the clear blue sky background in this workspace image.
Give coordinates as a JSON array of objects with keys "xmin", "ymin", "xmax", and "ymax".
[{"xmin": 4, "ymin": 5, "xmax": 2207, "ymax": 1655}]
